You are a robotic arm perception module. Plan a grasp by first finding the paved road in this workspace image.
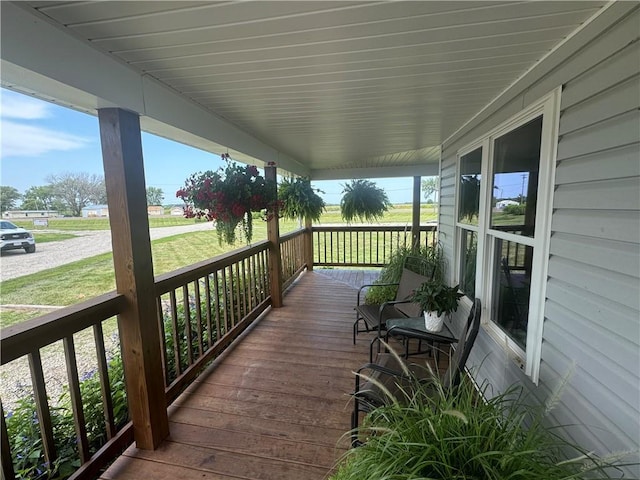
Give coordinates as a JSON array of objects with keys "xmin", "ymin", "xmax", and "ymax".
[{"xmin": 0, "ymin": 222, "xmax": 214, "ymax": 282}]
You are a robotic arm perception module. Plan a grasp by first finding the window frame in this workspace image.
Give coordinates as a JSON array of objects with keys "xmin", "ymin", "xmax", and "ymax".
[{"xmin": 454, "ymin": 88, "xmax": 561, "ymax": 384}]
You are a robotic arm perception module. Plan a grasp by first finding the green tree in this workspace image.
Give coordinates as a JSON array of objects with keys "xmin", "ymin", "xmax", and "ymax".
[
  {"xmin": 421, "ymin": 176, "xmax": 439, "ymax": 202},
  {"xmin": 146, "ymin": 186, "xmax": 164, "ymax": 206},
  {"xmin": 0, "ymin": 186, "xmax": 21, "ymax": 212},
  {"xmin": 20, "ymin": 185, "xmax": 63, "ymax": 211},
  {"xmin": 46, "ymin": 172, "xmax": 106, "ymax": 217}
]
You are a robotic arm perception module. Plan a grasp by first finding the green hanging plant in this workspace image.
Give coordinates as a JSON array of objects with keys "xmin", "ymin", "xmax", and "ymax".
[
  {"xmin": 340, "ymin": 179, "xmax": 391, "ymax": 223},
  {"xmin": 459, "ymin": 175, "xmax": 481, "ymax": 222},
  {"xmin": 278, "ymin": 177, "xmax": 326, "ymax": 223}
]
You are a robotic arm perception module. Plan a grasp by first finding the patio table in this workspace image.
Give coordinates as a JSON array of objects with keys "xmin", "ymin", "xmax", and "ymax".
[{"xmin": 382, "ymin": 317, "xmax": 458, "ymax": 365}]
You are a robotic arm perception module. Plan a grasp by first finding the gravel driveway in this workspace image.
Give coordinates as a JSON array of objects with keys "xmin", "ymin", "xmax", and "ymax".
[{"xmin": 0, "ymin": 222, "xmax": 214, "ymax": 282}]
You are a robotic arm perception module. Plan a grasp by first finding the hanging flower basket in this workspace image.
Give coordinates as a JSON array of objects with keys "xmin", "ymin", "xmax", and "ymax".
[{"xmin": 176, "ymin": 156, "xmax": 277, "ymax": 245}]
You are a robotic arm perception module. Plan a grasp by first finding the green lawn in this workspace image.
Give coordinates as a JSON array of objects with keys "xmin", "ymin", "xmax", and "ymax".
[
  {"xmin": 317, "ymin": 204, "xmax": 437, "ymax": 224},
  {"xmin": 34, "ymin": 232, "xmax": 78, "ymax": 243},
  {"xmin": 10, "ymin": 216, "xmax": 204, "ymax": 231}
]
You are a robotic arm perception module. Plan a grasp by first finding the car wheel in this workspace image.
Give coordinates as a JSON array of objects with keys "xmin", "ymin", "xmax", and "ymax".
[{"xmin": 25, "ymin": 245, "xmax": 36, "ymax": 253}]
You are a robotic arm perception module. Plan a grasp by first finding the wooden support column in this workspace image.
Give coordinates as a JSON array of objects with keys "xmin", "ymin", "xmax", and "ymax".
[
  {"xmin": 265, "ymin": 165, "xmax": 283, "ymax": 307},
  {"xmin": 412, "ymin": 176, "xmax": 421, "ymax": 248},
  {"xmin": 98, "ymin": 108, "xmax": 169, "ymax": 449},
  {"xmin": 304, "ymin": 217, "xmax": 314, "ymax": 271}
]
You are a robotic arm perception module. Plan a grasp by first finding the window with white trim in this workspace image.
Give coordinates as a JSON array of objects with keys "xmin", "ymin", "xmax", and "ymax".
[{"xmin": 455, "ymin": 89, "xmax": 560, "ymax": 383}]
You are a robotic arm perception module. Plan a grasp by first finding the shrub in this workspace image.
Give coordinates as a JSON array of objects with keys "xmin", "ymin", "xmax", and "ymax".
[
  {"xmin": 333, "ymin": 370, "xmax": 635, "ymax": 479},
  {"xmin": 365, "ymin": 244, "xmax": 445, "ymax": 305},
  {"xmin": 5, "ymin": 353, "xmax": 128, "ymax": 480},
  {"xmin": 503, "ymin": 202, "xmax": 526, "ymax": 215}
]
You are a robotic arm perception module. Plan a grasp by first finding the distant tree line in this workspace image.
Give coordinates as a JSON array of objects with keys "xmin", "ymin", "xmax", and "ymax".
[{"xmin": 0, "ymin": 172, "xmax": 164, "ymax": 216}]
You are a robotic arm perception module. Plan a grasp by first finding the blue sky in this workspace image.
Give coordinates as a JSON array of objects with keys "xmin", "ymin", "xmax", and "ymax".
[{"xmin": 0, "ymin": 88, "xmax": 422, "ymax": 206}]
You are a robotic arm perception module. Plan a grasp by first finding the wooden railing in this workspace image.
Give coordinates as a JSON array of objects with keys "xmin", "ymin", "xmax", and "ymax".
[
  {"xmin": 313, "ymin": 225, "xmax": 437, "ymax": 267},
  {"xmin": 0, "ymin": 293, "xmax": 132, "ymax": 480},
  {"xmin": 154, "ymin": 241, "xmax": 272, "ymax": 403},
  {"xmin": 280, "ymin": 228, "xmax": 306, "ymax": 289},
  {"xmin": 0, "ymin": 242, "xmax": 275, "ymax": 480}
]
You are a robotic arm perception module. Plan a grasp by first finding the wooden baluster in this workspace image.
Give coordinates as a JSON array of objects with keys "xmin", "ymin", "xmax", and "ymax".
[
  {"xmin": 63, "ymin": 335, "xmax": 90, "ymax": 463},
  {"xmin": 93, "ymin": 323, "xmax": 117, "ymax": 439},
  {"xmin": 155, "ymin": 298, "xmax": 169, "ymax": 386},
  {"xmin": 242, "ymin": 258, "xmax": 249, "ymax": 315},
  {"xmin": 193, "ymin": 280, "xmax": 204, "ymax": 358},
  {"xmin": 169, "ymin": 291, "xmax": 182, "ymax": 376},
  {"xmin": 221, "ymin": 268, "xmax": 230, "ymax": 331},
  {"xmin": 204, "ymin": 275, "xmax": 214, "ymax": 348},
  {"xmin": 28, "ymin": 350, "xmax": 56, "ymax": 465},
  {"xmin": 182, "ymin": 285, "xmax": 193, "ymax": 366},
  {"xmin": 213, "ymin": 271, "xmax": 223, "ymax": 339},
  {"xmin": 1, "ymin": 400, "xmax": 15, "ymax": 480}
]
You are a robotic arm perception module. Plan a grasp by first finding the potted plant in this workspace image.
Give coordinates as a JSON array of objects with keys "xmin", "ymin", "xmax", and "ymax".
[
  {"xmin": 340, "ymin": 179, "xmax": 391, "ymax": 223},
  {"xmin": 278, "ymin": 176, "xmax": 326, "ymax": 223},
  {"xmin": 411, "ymin": 281, "xmax": 463, "ymax": 332}
]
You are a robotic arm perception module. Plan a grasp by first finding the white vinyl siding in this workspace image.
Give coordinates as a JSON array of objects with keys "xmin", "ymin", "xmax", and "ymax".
[{"xmin": 439, "ymin": 6, "xmax": 639, "ymax": 475}]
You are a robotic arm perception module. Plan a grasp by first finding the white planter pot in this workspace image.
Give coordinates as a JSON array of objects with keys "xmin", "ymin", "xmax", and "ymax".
[{"xmin": 423, "ymin": 310, "xmax": 444, "ymax": 332}]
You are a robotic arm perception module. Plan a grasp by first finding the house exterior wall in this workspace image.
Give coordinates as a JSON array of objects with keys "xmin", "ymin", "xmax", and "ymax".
[
  {"xmin": 147, "ymin": 206, "xmax": 164, "ymax": 216},
  {"xmin": 81, "ymin": 205, "xmax": 110, "ymax": 218},
  {"xmin": 439, "ymin": 6, "xmax": 639, "ymax": 472}
]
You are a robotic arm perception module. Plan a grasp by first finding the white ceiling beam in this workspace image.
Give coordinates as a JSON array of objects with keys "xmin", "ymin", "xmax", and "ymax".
[{"xmin": 0, "ymin": 2, "xmax": 309, "ymax": 177}]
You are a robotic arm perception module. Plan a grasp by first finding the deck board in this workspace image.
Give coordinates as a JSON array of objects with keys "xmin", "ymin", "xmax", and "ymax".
[{"xmin": 101, "ymin": 270, "xmax": 375, "ymax": 480}]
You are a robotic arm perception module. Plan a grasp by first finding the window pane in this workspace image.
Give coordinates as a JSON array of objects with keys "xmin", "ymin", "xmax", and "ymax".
[
  {"xmin": 458, "ymin": 147, "xmax": 482, "ymax": 225},
  {"xmin": 459, "ymin": 230, "xmax": 477, "ymax": 300},
  {"xmin": 491, "ymin": 116, "xmax": 542, "ymax": 237},
  {"xmin": 491, "ymin": 238, "xmax": 532, "ymax": 350}
]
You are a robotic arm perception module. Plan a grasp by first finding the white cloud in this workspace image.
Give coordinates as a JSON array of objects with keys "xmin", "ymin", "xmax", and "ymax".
[
  {"xmin": 1, "ymin": 120, "xmax": 89, "ymax": 157},
  {"xmin": 1, "ymin": 91, "xmax": 51, "ymax": 120}
]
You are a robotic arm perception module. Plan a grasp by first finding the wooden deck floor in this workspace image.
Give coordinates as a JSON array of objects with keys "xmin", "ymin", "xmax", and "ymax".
[{"xmin": 101, "ymin": 270, "xmax": 375, "ymax": 480}]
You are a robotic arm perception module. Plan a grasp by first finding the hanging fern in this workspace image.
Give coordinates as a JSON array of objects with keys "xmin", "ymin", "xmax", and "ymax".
[
  {"xmin": 340, "ymin": 179, "xmax": 392, "ymax": 223},
  {"xmin": 278, "ymin": 176, "xmax": 326, "ymax": 222},
  {"xmin": 459, "ymin": 175, "xmax": 481, "ymax": 222}
]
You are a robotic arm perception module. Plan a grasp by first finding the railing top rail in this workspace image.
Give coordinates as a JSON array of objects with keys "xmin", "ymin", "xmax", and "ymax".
[
  {"xmin": 0, "ymin": 292, "xmax": 126, "ymax": 365},
  {"xmin": 279, "ymin": 228, "xmax": 305, "ymax": 242},
  {"xmin": 312, "ymin": 224, "xmax": 436, "ymax": 232},
  {"xmin": 154, "ymin": 240, "xmax": 269, "ymax": 295}
]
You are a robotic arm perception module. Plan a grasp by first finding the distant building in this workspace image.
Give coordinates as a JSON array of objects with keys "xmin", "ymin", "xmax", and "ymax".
[
  {"xmin": 2, "ymin": 210, "xmax": 60, "ymax": 218},
  {"xmin": 170, "ymin": 206, "xmax": 185, "ymax": 216},
  {"xmin": 82, "ymin": 205, "xmax": 109, "ymax": 218},
  {"xmin": 147, "ymin": 205, "xmax": 164, "ymax": 216},
  {"xmin": 495, "ymin": 200, "xmax": 519, "ymax": 210}
]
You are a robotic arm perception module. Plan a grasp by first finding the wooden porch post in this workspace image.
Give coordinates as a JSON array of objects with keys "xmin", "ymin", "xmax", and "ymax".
[
  {"xmin": 265, "ymin": 165, "xmax": 283, "ymax": 307},
  {"xmin": 304, "ymin": 217, "xmax": 314, "ymax": 271},
  {"xmin": 98, "ymin": 108, "xmax": 169, "ymax": 449},
  {"xmin": 412, "ymin": 176, "xmax": 421, "ymax": 248}
]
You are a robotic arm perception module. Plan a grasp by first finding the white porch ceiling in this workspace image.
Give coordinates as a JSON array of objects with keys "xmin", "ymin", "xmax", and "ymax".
[{"xmin": 2, "ymin": 1, "xmax": 605, "ymax": 179}]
